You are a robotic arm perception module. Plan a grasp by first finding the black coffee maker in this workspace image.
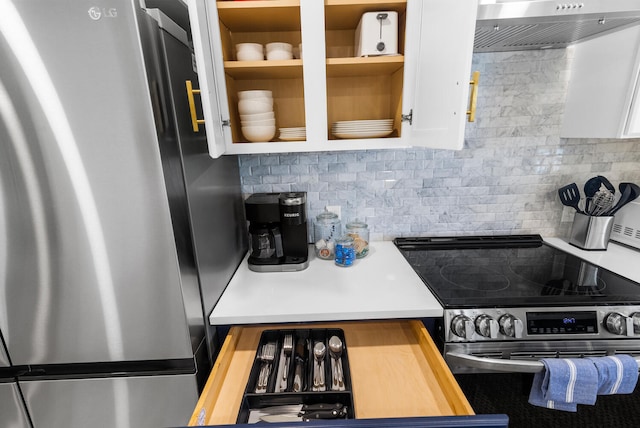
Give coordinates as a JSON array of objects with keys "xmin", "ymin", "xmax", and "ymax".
[{"xmin": 244, "ymin": 192, "xmax": 309, "ymax": 272}]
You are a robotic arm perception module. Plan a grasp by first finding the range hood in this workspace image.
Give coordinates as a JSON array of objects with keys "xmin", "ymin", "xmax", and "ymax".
[{"xmin": 475, "ymin": 0, "xmax": 640, "ymax": 52}]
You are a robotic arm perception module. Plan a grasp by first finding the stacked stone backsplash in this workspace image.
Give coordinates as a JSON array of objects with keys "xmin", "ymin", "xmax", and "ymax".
[{"xmin": 239, "ymin": 49, "xmax": 640, "ymax": 241}]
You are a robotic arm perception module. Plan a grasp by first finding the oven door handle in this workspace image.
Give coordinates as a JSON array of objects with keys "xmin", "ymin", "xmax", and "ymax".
[
  {"xmin": 446, "ymin": 352, "xmax": 544, "ymax": 373},
  {"xmin": 446, "ymin": 352, "xmax": 640, "ymax": 373}
]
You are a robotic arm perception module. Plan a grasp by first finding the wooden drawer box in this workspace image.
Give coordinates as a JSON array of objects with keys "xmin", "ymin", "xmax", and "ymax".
[{"xmin": 189, "ymin": 320, "xmax": 473, "ymax": 425}]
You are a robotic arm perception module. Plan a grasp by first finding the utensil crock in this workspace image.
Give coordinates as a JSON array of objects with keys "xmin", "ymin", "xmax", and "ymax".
[{"xmin": 569, "ymin": 213, "xmax": 614, "ymax": 250}]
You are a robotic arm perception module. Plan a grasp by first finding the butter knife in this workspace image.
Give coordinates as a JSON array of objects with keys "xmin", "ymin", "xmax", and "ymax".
[{"xmin": 292, "ymin": 339, "xmax": 307, "ymax": 392}]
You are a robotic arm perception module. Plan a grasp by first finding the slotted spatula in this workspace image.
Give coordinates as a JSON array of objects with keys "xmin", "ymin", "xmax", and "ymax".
[{"xmin": 558, "ymin": 183, "xmax": 583, "ymax": 213}]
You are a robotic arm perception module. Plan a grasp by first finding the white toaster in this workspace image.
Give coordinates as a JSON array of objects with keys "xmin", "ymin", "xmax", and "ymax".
[
  {"xmin": 355, "ymin": 11, "xmax": 398, "ymax": 57},
  {"xmin": 610, "ymin": 200, "xmax": 640, "ymax": 250}
]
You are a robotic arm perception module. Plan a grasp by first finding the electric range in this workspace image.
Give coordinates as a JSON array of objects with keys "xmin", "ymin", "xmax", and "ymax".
[{"xmin": 394, "ymin": 235, "xmax": 640, "ymax": 373}]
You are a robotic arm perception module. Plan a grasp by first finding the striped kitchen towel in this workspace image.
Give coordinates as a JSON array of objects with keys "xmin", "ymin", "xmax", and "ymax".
[
  {"xmin": 528, "ymin": 358, "xmax": 599, "ymax": 412},
  {"xmin": 588, "ymin": 355, "xmax": 639, "ymax": 395}
]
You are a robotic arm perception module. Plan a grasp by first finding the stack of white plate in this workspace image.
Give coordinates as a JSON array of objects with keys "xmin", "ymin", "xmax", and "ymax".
[
  {"xmin": 331, "ymin": 119, "xmax": 394, "ymax": 139},
  {"xmin": 279, "ymin": 127, "xmax": 306, "ymax": 141}
]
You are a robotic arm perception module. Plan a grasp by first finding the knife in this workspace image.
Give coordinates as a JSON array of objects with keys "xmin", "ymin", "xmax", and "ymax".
[
  {"xmin": 257, "ymin": 403, "xmax": 348, "ymax": 423},
  {"xmin": 292, "ymin": 339, "xmax": 307, "ymax": 392}
]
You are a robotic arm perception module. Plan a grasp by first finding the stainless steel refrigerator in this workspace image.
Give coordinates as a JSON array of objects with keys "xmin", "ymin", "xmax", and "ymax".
[{"xmin": 0, "ymin": 1, "xmax": 247, "ymax": 427}]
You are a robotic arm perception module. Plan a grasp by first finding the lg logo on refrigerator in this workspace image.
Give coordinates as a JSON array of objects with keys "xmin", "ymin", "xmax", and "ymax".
[{"xmin": 88, "ymin": 7, "xmax": 117, "ymax": 20}]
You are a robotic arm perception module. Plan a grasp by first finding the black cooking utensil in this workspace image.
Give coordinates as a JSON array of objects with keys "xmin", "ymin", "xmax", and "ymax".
[
  {"xmin": 606, "ymin": 182, "xmax": 640, "ymax": 215},
  {"xmin": 558, "ymin": 183, "xmax": 583, "ymax": 213},
  {"xmin": 584, "ymin": 175, "xmax": 615, "ymax": 194},
  {"xmin": 598, "ymin": 175, "xmax": 615, "ymax": 193},
  {"xmin": 583, "ymin": 177, "xmax": 598, "ymax": 214},
  {"xmin": 584, "ymin": 176, "xmax": 614, "ymax": 214}
]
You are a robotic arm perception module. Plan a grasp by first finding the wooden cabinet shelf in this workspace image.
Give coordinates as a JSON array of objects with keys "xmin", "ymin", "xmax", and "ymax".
[
  {"xmin": 224, "ymin": 60, "xmax": 303, "ymax": 79},
  {"xmin": 326, "ymin": 56, "xmax": 404, "ymax": 77},
  {"xmin": 216, "ymin": 0, "xmax": 301, "ymax": 32},
  {"xmin": 189, "ymin": 320, "xmax": 474, "ymax": 426}
]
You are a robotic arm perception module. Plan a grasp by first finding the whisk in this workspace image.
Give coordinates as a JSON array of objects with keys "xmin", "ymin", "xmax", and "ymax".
[{"xmin": 588, "ymin": 188, "xmax": 615, "ymax": 216}]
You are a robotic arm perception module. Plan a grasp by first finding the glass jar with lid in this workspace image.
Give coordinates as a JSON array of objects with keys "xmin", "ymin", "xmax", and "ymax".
[
  {"xmin": 313, "ymin": 211, "xmax": 341, "ymax": 260},
  {"xmin": 334, "ymin": 235, "xmax": 356, "ymax": 267},
  {"xmin": 345, "ymin": 221, "xmax": 369, "ymax": 258}
]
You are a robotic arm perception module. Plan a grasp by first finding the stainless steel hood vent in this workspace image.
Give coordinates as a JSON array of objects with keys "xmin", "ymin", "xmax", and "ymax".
[{"xmin": 475, "ymin": 0, "xmax": 640, "ymax": 52}]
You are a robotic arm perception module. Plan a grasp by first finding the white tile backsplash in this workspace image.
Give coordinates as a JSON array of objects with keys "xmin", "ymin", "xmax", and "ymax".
[{"xmin": 238, "ymin": 50, "xmax": 640, "ymax": 241}]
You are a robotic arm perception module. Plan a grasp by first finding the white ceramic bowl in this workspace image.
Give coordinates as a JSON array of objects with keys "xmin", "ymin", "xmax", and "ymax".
[
  {"xmin": 240, "ymin": 112, "xmax": 275, "ymax": 121},
  {"xmin": 236, "ymin": 43, "xmax": 264, "ymax": 61},
  {"xmin": 266, "ymin": 50, "xmax": 293, "ymax": 61},
  {"xmin": 237, "ymin": 50, "xmax": 264, "ymax": 61},
  {"xmin": 239, "ymin": 96, "xmax": 273, "ymax": 108},
  {"xmin": 241, "ymin": 118, "xmax": 276, "ymax": 126},
  {"xmin": 238, "ymin": 90, "xmax": 273, "ymax": 100},
  {"xmin": 238, "ymin": 99, "xmax": 273, "ymax": 115},
  {"xmin": 242, "ymin": 125, "xmax": 276, "ymax": 142},
  {"xmin": 266, "ymin": 42, "xmax": 292, "ymax": 52},
  {"xmin": 236, "ymin": 43, "xmax": 263, "ymax": 53}
]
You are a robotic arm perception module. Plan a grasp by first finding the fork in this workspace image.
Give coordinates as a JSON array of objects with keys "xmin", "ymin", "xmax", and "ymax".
[
  {"xmin": 255, "ymin": 343, "xmax": 276, "ymax": 393},
  {"xmin": 281, "ymin": 334, "xmax": 293, "ymax": 390},
  {"xmin": 255, "ymin": 344, "xmax": 268, "ymax": 392}
]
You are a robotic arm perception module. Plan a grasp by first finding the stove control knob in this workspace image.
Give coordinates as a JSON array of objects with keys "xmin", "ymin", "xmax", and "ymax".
[
  {"xmin": 499, "ymin": 314, "xmax": 524, "ymax": 338},
  {"xmin": 451, "ymin": 315, "xmax": 474, "ymax": 340},
  {"xmin": 475, "ymin": 314, "xmax": 499, "ymax": 339},
  {"xmin": 605, "ymin": 312, "xmax": 634, "ymax": 337}
]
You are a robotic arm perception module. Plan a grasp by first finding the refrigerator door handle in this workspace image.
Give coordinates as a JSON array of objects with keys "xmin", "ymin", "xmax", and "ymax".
[{"xmin": 186, "ymin": 80, "xmax": 205, "ymax": 132}]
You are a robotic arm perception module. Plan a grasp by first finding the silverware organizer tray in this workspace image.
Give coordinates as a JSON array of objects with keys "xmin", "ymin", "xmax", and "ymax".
[{"xmin": 237, "ymin": 328, "xmax": 354, "ymax": 424}]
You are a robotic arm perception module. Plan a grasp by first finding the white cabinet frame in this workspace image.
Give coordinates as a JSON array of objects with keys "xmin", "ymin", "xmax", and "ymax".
[{"xmin": 188, "ymin": 0, "xmax": 478, "ymax": 158}]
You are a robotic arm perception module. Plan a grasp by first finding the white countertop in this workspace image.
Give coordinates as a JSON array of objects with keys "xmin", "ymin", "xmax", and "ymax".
[
  {"xmin": 209, "ymin": 237, "xmax": 640, "ymax": 326},
  {"xmin": 209, "ymin": 241, "xmax": 443, "ymax": 325},
  {"xmin": 544, "ymin": 237, "xmax": 640, "ymax": 283}
]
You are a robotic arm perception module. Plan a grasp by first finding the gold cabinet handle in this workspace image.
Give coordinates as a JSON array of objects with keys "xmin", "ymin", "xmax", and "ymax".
[
  {"xmin": 186, "ymin": 80, "xmax": 205, "ymax": 132},
  {"xmin": 466, "ymin": 71, "xmax": 480, "ymax": 123}
]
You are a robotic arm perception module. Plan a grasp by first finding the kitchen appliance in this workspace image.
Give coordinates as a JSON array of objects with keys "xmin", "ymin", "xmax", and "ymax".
[
  {"xmin": 245, "ymin": 192, "xmax": 309, "ymax": 272},
  {"xmin": 395, "ymin": 235, "xmax": 640, "ymax": 373},
  {"xmin": 475, "ymin": 0, "xmax": 640, "ymax": 52},
  {"xmin": 395, "ymin": 235, "xmax": 640, "ymax": 425},
  {"xmin": 0, "ymin": 1, "xmax": 247, "ymax": 427},
  {"xmin": 611, "ymin": 201, "xmax": 640, "ymax": 250},
  {"xmin": 355, "ymin": 11, "xmax": 398, "ymax": 57}
]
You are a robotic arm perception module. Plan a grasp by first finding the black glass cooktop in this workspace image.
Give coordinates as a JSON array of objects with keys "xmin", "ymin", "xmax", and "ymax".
[{"xmin": 394, "ymin": 235, "xmax": 640, "ymax": 308}]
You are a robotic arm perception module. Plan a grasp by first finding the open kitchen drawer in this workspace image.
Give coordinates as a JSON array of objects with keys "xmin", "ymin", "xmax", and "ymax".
[{"xmin": 189, "ymin": 320, "xmax": 474, "ymax": 425}]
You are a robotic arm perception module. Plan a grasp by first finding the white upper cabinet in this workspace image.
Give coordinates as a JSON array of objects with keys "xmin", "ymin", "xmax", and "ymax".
[
  {"xmin": 187, "ymin": 0, "xmax": 478, "ymax": 158},
  {"xmin": 561, "ymin": 24, "xmax": 640, "ymax": 139},
  {"xmin": 403, "ymin": 0, "xmax": 478, "ymax": 150}
]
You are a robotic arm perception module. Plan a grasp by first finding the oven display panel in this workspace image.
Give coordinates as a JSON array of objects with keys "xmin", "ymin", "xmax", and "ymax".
[{"xmin": 527, "ymin": 311, "xmax": 598, "ymax": 335}]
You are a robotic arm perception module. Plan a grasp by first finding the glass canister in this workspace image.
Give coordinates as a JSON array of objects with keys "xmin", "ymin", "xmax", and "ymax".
[
  {"xmin": 345, "ymin": 221, "xmax": 369, "ymax": 258},
  {"xmin": 334, "ymin": 235, "xmax": 356, "ymax": 267},
  {"xmin": 313, "ymin": 211, "xmax": 341, "ymax": 260}
]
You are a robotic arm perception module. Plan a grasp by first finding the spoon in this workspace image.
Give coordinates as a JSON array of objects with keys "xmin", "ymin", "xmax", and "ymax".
[
  {"xmin": 313, "ymin": 342, "xmax": 326, "ymax": 390},
  {"xmin": 329, "ymin": 335, "xmax": 344, "ymax": 390}
]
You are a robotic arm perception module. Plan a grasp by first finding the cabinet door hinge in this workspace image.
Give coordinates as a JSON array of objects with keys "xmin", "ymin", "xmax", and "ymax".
[
  {"xmin": 402, "ymin": 110, "xmax": 413, "ymax": 125},
  {"xmin": 221, "ymin": 119, "xmax": 231, "ymax": 127}
]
